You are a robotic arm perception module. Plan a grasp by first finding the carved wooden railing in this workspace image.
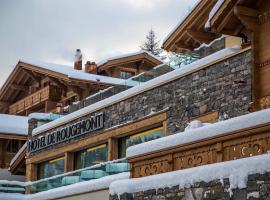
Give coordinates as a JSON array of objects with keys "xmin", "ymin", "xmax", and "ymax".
[
  {"xmin": 9, "ymin": 85, "xmax": 62, "ymax": 115},
  {"xmin": 129, "ymin": 122, "xmax": 270, "ymax": 178}
]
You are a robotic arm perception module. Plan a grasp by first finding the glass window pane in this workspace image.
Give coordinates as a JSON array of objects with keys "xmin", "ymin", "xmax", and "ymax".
[
  {"xmin": 38, "ymin": 157, "xmax": 65, "ymax": 179},
  {"xmin": 118, "ymin": 127, "xmax": 164, "ymax": 158},
  {"xmin": 75, "ymin": 144, "xmax": 108, "ymax": 170}
]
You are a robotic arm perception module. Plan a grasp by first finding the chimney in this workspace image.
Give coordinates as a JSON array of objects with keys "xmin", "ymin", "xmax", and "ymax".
[
  {"xmin": 74, "ymin": 49, "xmax": 82, "ymax": 70},
  {"xmin": 85, "ymin": 61, "xmax": 98, "ymax": 74}
]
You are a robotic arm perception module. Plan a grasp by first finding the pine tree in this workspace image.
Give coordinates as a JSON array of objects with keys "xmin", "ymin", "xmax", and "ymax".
[{"xmin": 140, "ymin": 29, "xmax": 162, "ymax": 56}]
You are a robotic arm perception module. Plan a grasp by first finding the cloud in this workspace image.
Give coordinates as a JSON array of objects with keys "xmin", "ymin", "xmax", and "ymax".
[{"xmin": 0, "ymin": 0, "xmax": 198, "ymax": 87}]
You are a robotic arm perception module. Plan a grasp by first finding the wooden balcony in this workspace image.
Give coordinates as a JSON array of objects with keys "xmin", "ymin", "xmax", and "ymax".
[
  {"xmin": 129, "ymin": 122, "xmax": 270, "ymax": 178},
  {"xmin": 9, "ymin": 85, "xmax": 62, "ymax": 115}
]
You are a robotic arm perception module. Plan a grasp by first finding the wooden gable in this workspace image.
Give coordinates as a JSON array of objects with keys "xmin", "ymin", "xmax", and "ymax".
[{"xmin": 162, "ymin": 0, "xmax": 221, "ymax": 53}]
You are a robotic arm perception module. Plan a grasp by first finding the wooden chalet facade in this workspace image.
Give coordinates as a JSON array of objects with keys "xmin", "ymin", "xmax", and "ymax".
[
  {"xmin": 0, "ymin": 51, "xmax": 162, "ymax": 117},
  {"xmin": 1, "ymin": 51, "xmax": 162, "ymax": 178}
]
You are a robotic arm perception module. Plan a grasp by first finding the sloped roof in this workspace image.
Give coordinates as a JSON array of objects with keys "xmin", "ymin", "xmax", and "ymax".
[
  {"xmin": 0, "ymin": 60, "xmax": 127, "ymax": 113},
  {"xmin": 97, "ymin": 51, "xmax": 163, "ymax": 72},
  {"xmin": 162, "ymin": 0, "xmax": 221, "ymax": 52}
]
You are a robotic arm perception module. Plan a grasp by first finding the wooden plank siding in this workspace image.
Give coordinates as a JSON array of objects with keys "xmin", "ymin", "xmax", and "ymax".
[{"xmin": 129, "ymin": 122, "xmax": 270, "ymax": 178}]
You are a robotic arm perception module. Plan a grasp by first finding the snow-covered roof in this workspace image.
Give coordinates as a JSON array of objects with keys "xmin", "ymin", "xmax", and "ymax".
[
  {"xmin": 0, "ymin": 114, "xmax": 28, "ymax": 135},
  {"xmin": 110, "ymin": 154, "xmax": 270, "ymax": 196},
  {"xmin": 127, "ymin": 108, "xmax": 270, "ymax": 158},
  {"xmin": 205, "ymin": 0, "xmax": 225, "ymax": 29},
  {"xmin": 32, "ymin": 46, "xmax": 242, "ymax": 135},
  {"xmin": 162, "ymin": 0, "xmax": 201, "ymax": 45},
  {"xmin": 19, "ymin": 59, "xmax": 127, "ymax": 85},
  {"xmin": 96, "ymin": 50, "xmax": 163, "ymax": 67}
]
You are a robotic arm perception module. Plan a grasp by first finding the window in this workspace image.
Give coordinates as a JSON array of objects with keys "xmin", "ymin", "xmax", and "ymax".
[
  {"xmin": 74, "ymin": 144, "xmax": 108, "ymax": 170},
  {"xmin": 120, "ymin": 71, "xmax": 135, "ymax": 79},
  {"xmin": 38, "ymin": 157, "xmax": 65, "ymax": 179},
  {"xmin": 7, "ymin": 140, "xmax": 20, "ymax": 153},
  {"xmin": 118, "ymin": 127, "xmax": 164, "ymax": 158}
]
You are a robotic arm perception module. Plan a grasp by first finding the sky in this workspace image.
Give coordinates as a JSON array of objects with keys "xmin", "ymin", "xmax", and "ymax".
[{"xmin": 0, "ymin": 0, "xmax": 198, "ymax": 87}]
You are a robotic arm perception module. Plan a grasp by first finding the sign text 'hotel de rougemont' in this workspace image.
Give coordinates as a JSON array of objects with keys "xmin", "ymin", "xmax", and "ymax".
[{"xmin": 28, "ymin": 113, "xmax": 104, "ymax": 153}]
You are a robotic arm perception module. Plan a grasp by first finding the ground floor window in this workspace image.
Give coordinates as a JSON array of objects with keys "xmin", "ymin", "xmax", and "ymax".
[
  {"xmin": 38, "ymin": 157, "xmax": 65, "ymax": 179},
  {"xmin": 118, "ymin": 127, "xmax": 164, "ymax": 158},
  {"xmin": 74, "ymin": 144, "xmax": 108, "ymax": 170}
]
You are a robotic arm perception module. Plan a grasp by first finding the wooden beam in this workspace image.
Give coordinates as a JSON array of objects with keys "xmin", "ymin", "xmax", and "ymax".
[
  {"xmin": 234, "ymin": 6, "xmax": 259, "ymax": 18},
  {"xmin": 47, "ymin": 77, "xmax": 67, "ymax": 92},
  {"xmin": 234, "ymin": 6, "xmax": 258, "ymax": 31},
  {"xmin": 10, "ymin": 84, "xmax": 28, "ymax": 91},
  {"xmin": 0, "ymin": 101, "xmax": 10, "ymax": 107},
  {"xmin": 175, "ymin": 41, "xmax": 194, "ymax": 51},
  {"xmin": 22, "ymin": 69, "xmax": 41, "ymax": 86},
  {"xmin": 186, "ymin": 29, "xmax": 215, "ymax": 44}
]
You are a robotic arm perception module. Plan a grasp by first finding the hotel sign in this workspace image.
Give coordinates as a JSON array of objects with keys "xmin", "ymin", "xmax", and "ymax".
[{"xmin": 28, "ymin": 113, "xmax": 104, "ymax": 153}]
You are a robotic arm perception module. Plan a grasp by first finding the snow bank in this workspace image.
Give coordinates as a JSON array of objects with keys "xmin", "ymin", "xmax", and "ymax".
[
  {"xmin": 28, "ymin": 172, "xmax": 129, "ymax": 200},
  {"xmin": 0, "ymin": 193, "xmax": 26, "ymax": 200},
  {"xmin": 194, "ymin": 35, "xmax": 226, "ymax": 51},
  {"xmin": 32, "ymin": 46, "xmax": 242, "ymax": 135},
  {"xmin": 110, "ymin": 154, "xmax": 270, "ymax": 196},
  {"xmin": 205, "ymin": 0, "xmax": 225, "ymax": 28},
  {"xmin": 19, "ymin": 59, "xmax": 127, "ymax": 85},
  {"xmin": 0, "ymin": 114, "xmax": 28, "ymax": 135},
  {"xmin": 127, "ymin": 108, "xmax": 270, "ymax": 158}
]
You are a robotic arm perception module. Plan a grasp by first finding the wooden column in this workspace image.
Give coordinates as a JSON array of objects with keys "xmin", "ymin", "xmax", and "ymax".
[
  {"xmin": 108, "ymin": 138, "xmax": 118, "ymax": 161},
  {"xmin": 26, "ymin": 163, "xmax": 37, "ymax": 181},
  {"xmin": 64, "ymin": 152, "xmax": 74, "ymax": 172}
]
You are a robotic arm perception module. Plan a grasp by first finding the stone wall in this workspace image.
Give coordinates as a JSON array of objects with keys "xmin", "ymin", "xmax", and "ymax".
[
  {"xmin": 30, "ymin": 50, "xmax": 252, "ymax": 154},
  {"xmin": 109, "ymin": 172, "xmax": 270, "ymax": 200}
]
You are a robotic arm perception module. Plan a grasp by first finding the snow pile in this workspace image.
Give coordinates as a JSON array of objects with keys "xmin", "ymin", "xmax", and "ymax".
[
  {"xmin": 127, "ymin": 108, "xmax": 270, "ymax": 158},
  {"xmin": 184, "ymin": 120, "xmax": 210, "ymax": 131},
  {"xmin": 194, "ymin": 35, "xmax": 226, "ymax": 51},
  {"xmin": 110, "ymin": 154, "xmax": 270, "ymax": 196},
  {"xmin": 32, "ymin": 46, "xmax": 242, "ymax": 135},
  {"xmin": 0, "ymin": 114, "xmax": 28, "ymax": 135},
  {"xmin": 29, "ymin": 172, "xmax": 129, "ymax": 200},
  {"xmin": 0, "ymin": 193, "xmax": 25, "ymax": 200},
  {"xmin": 19, "ymin": 59, "xmax": 127, "ymax": 85},
  {"xmin": 205, "ymin": 0, "xmax": 225, "ymax": 28},
  {"xmin": 9, "ymin": 142, "xmax": 27, "ymax": 167},
  {"xmin": 96, "ymin": 50, "xmax": 163, "ymax": 67}
]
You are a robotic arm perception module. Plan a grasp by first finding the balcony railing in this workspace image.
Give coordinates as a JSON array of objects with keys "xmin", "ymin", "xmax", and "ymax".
[
  {"xmin": 0, "ymin": 159, "xmax": 129, "ymax": 194},
  {"xmin": 9, "ymin": 85, "xmax": 62, "ymax": 115}
]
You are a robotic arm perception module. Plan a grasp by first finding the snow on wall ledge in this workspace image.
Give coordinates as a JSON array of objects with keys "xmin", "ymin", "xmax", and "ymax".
[
  {"xmin": 109, "ymin": 154, "xmax": 270, "ymax": 196},
  {"xmin": 32, "ymin": 46, "xmax": 242, "ymax": 135},
  {"xmin": 126, "ymin": 108, "xmax": 270, "ymax": 158}
]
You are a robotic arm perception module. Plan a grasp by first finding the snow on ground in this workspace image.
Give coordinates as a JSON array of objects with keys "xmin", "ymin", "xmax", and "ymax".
[
  {"xmin": 19, "ymin": 59, "xmax": 127, "ymax": 85},
  {"xmin": 0, "ymin": 114, "xmax": 28, "ymax": 135},
  {"xmin": 33, "ymin": 46, "xmax": 242, "ymax": 136},
  {"xmin": 127, "ymin": 108, "xmax": 270, "ymax": 158},
  {"xmin": 97, "ymin": 50, "xmax": 163, "ymax": 67},
  {"xmin": 110, "ymin": 154, "xmax": 270, "ymax": 196},
  {"xmin": 205, "ymin": 0, "xmax": 225, "ymax": 28}
]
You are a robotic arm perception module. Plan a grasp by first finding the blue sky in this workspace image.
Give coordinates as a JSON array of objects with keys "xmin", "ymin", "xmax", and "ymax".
[{"xmin": 0, "ymin": 0, "xmax": 198, "ymax": 86}]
